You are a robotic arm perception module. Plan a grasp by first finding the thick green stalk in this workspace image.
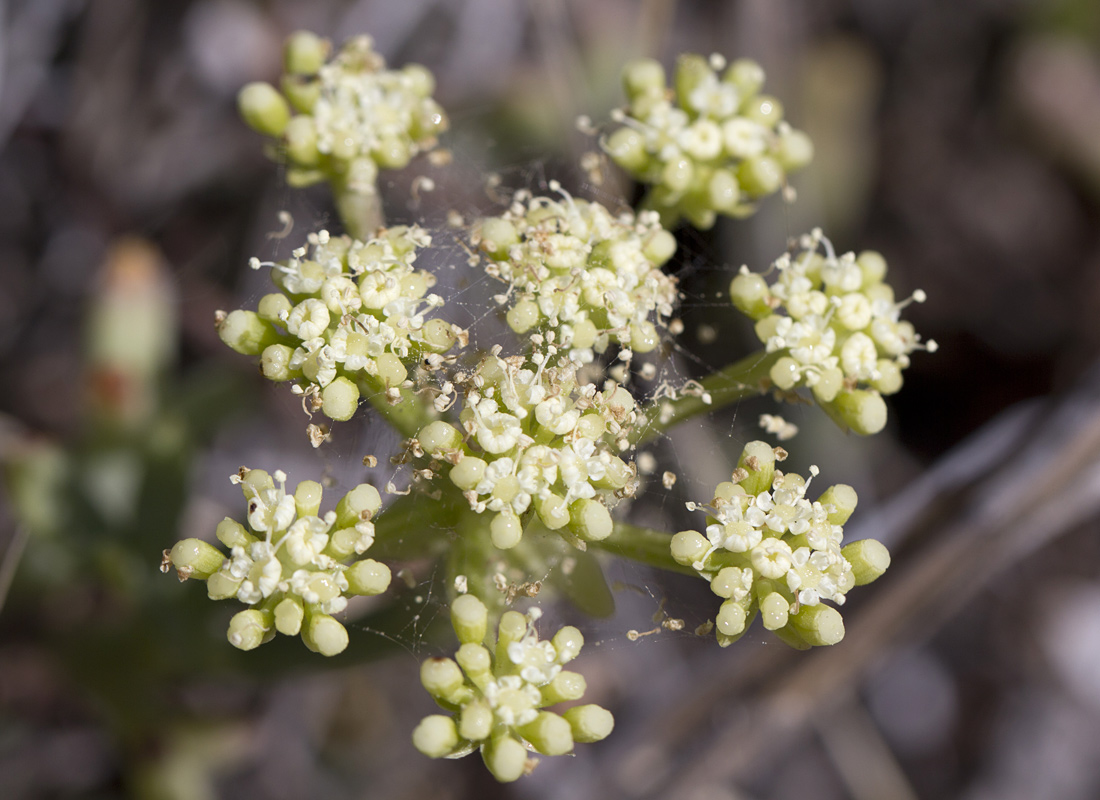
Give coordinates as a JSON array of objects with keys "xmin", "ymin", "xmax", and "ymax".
[
  {"xmin": 629, "ymin": 349, "xmax": 779, "ymax": 446},
  {"xmin": 333, "ymin": 179, "xmax": 384, "ymax": 241},
  {"xmin": 371, "ymin": 488, "xmax": 463, "ymax": 561},
  {"xmin": 593, "ymin": 523, "xmax": 697, "ymax": 576},
  {"xmin": 362, "ymin": 381, "xmax": 437, "ymax": 441}
]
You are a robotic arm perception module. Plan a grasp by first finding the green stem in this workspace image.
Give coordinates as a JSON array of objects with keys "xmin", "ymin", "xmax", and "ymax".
[
  {"xmin": 332, "ymin": 179, "xmax": 384, "ymax": 241},
  {"xmin": 592, "ymin": 523, "xmax": 697, "ymax": 576},
  {"xmin": 361, "ymin": 382, "xmax": 437, "ymax": 440},
  {"xmin": 628, "ymin": 349, "xmax": 779, "ymax": 446},
  {"xmin": 371, "ymin": 488, "xmax": 463, "ymax": 561}
]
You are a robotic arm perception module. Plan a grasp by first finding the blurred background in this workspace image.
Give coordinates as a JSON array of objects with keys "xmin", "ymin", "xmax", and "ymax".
[{"xmin": 3, "ymin": 0, "xmax": 1100, "ymax": 798}]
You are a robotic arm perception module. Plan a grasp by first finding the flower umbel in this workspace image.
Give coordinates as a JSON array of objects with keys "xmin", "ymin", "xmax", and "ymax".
[
  {"xmin": 603, "ymin": 53, "xmax": 813, "ymax": 228},
  {"xmin": 671, "ymin": 441, "xmax": 890, "ymax": 648},
  {"xmin": 167, "ymin": 468, "xmax": 392, "ymax": 655},
  {"xmin": 475, "ymin": 184, "xmax": 679, "ymax": 363},
  {"xmin": 729, "ymin": 228, "xmax": 938, "ymax": 435},
  {"xmin": 217, "ymin": 226, "xmax": 462, "ymax": 425},
  {"xmin": 413, "ymin": 595, "xmax": 613, "ymax": 782}
]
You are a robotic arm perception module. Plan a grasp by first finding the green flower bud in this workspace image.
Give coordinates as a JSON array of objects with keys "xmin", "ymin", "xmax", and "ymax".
[
  {"xmin": 284, "ymin": 31, "xmax": 329, "ymax": 76},
  {"xmin": 623, "ymin": 57, "xmax": 666, "ymax": 99},
  {"xmin": 403, "ymin": 64, "xmax": 436, "ymax": 98},
  {"xmin": 482, "ymin": 736, "xmax": 528, "ymax": 783},
  {"xmin": 456, "ymin": 643, "xmax": 492, "ymax": 677},
  {"xmin": 335, "ymin": 483, "xmax": 382, "ymax": 528},
  {"xmin": 506, "ymin": 299, "xmax": 541, "ymax": 334},
  {"xmin": 536, "ymin": 492, "xmax": 570, "ymax": 530},
  {"xmin": 227, "ymin": 609, "xmax": 272, "ymax": 651},
  {"xmin": 742, "ymin": 94, "xmax": 784, "ymax": 129},
  {"xmin": 671, "ymin": 530, "xmax": 710, "ymax": 566},
  {"xmin": 519, "ymin": 711, "xmax": 573, "ymax": 756},
  {"xmin": 564, "ymin": 705, "xmax": 614, "ymax": 744},
  {"xmin": 541, "ymin": 670, "xmax": 587, "ymax": 705},
  {"xmin": 450, "ymin": 456, "xmax": 487, "ymax": 491},
  {"xmin": 675, "ymin": 54, "xmax": 711, "ymax": 109},
  {"xmin": 823, "ymin": 389, "xmax": 887, "ymax": 436},
  {"xmin": 643, "ymin": 228, "xmax": 677, "ymax": 265},
  {"xmin": 275, "ymin": 596, "xmax": 305, "ymax": 635},
  {"xmin": 716, "ymin": 598, "xmax": 747, "ymax": 637},
  {"xmin": 737, "ymin": 440, "xmax": 776, "ymax": 496},
  {"xmin": 345, "ymin": 559, "xmax": 391, "ymax": 595},
  {"xmin": 451, "ymin": 594, "xmax": 489, "ymax": 644},
  {"xmin": 490, "ymin": 510, "xmax": 523, "ymax": 549},
  {"xmin": 257, "ymin": 292, "xmax": 293, "ymax": 323},
  {"xmin": 238, "ymin": 82, "xmax": 291, "ymax": 137},
  {"xmin": 303, "ymin": 613, "xmax": 349, "ymax": 656},
  {"xmin": 857, "ymin": 250, "xmax": 888, "ymax": 286},
  {"xmin": 842, "ymin": 539, "xmax": 891, "ymax": 586},
  {"xmin": 729, "ymin": 271, "xmax": 772, "ymax": 320},
  {"xmin": 552, "ymin": 626, "xmax": 584, "ymax": 663},
  {"xmin": 206, "ymin": 570, "xmax": 241, "ymax": 600},
  {"xmin": 759, "ymin": 592, "xmax": 789, "ymax": 630},
  {"xmin": 217, "ymin": 309, "xmax": 278, "ymax": 355},
  {"xmin": 293, "ymin": 480, "xmax": 323, "ymax": 518},
  {"xmin": 413, "ymin": 715, "xmax": 460, "ymax": 758},
  {"xmin": 421, "ymin": 657, "xmax": 466, "ymax": 700},
  {"xmin": 736, "ymin": 155, "xmax": 784, "ymax": 198},
  {"xmin": 569, "ymin": 498, "xmax": 612, "ymax": 542},
  {"xmin": 375, "ymin": 352, "xmax": 407, "ymax": 388},
  {"xmin": 459, "ymin": 699, "xmax": 494, "ymax": 741},
  {"xmin": 775, "ymin": 127, "xmax": 814, "ymax": 171},
  {"xmin": 661, "ymin": 157, "xmax": 694, "ymax": 194},
  {"xmin": 810, "ymin": 366, "xmax": 843, "ymax": 403},
  {"xmin": 478, "ymin": 217, "xmax": 519, "ymax": 258},
  {"xmin": 724, "ymin": 58, "xmax": 765, "ymax": 98},
  {"xmin": 170, "ymin": 538, "xmax": 225, "ymax": 579},
  {"xmin": 373, "ymin": 137, "xmax": 411, "ymax": 169},
  {"xmin": 419, "ymin": 420, "xmax": 463, "ymax": 454},
  {"xmin": 817, "ymin": 483, "xmax": 858, "ymax": 525},
  {"xmin": 605, "ymin": 127, "xmax": 650, "ymax": 172},
  {"xmin": 322, "ymin": 376, "xmax": 360, "ymax": 421},
  {"xmin": 788, "ymin": 603, "xmax": 845, "ymax": 646},
  {"xmin": 284, "ymin": 115, "xmax": 321, "ymax": 167},
  {"xmin": 421, "ymin": 318, "xmax": 458, "ymax": 352},
  {"xmin": 872, "ymin": 359, "xmax": 904, "ymax": 395}
]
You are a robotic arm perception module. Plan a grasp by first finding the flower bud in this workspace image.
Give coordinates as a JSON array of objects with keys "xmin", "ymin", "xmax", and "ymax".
[
  {"xmin": 564, "ymin": 705, "xmax": 615, "ymax": 743},
  {"xmin": 519, "ymin": 711, "xmax": 573, "ymax": 756},
  {"xmin": 170, "ymin": 538, "xmax": 225, "ymax": 579},
  {"xmin": 238, "ymin": 82, "xmax": 290, "ymax": 137},
  {"xmin": 322, "ymin": 376, "xmax": 360, "ymax": 421},
  {"xmin": 842, "ymin": 539, "xmax": 891, "ymax": 586},
  {"xmin": 345, "ymin": 558, "xmax": 391, "ymax": 595},
  {"xmin": 451, "ymin": 594, "xmax": 489, "ymax": 644},
  {"xmin": 412, "ymin": 715, "xmax": 459, "ymax": 758}
]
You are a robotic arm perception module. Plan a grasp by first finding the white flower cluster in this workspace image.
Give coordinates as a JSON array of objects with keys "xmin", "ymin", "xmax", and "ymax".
[
  {"xmin": 603, "ymin": 53, "xmax": 813, "ymax": 229},
  {"xmin": 671, "ymin": 441, "xmax": 889, "ymax": 649},
  {"xmin": 413, "ymin": 596, "xmax": 613, "ymax": 782},
  {"xmin": 476, "ymin": 185, "xmax": 679, "ymax": 363},
  {"xmin": 167, "ymin": 469, "xmax": 392, "ymax": 656},
  {"xmin": 416, "ymin": 349, "xmax": 638, "ymax": 549},
  {"xmin": 729, "ymin": 229, "xmax": 937, "ymax": 435},
  {"xmin": 240, "ymin": 31, "xmax": 447, "ymax": 191},
  {"xmin": 217, "ymin": 226, "xmax": 462, "ymax": 422}
]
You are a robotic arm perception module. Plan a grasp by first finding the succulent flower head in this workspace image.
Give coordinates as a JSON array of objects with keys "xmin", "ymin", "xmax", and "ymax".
[
  {"xmin": 218, "ymin": 226, "xmax": 463, "ymax": 425},
  {"xmin": 475, "ymin": 184, "xmax": 679, "ymax": 363},
  {"xmin": 729, "ymin": 229, "xmax": 937, "ymax": 435},
  {"xmin": 167, "ymin": 469, "xmax": 392, "ymax": 656},
  {"xmin": 417, "ymin": 349, "xmax": 637, "ymax": 548},
  {"xmin": 672, "ymin": 441, "xmax": 889, "ymax": 648},
  {"xmin": 604, "ymin": 53, "xmax": 813, "ymax": 228},
  {"xmin": 413, "ymin": 596, "xmax": 613, "ymax": 782}
]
